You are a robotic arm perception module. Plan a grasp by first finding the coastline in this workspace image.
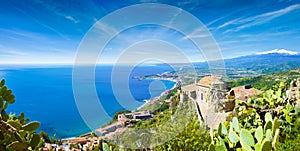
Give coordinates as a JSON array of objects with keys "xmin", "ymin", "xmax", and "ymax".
[
  {"xmin": 91, "ymin": 78, "xmax": 178, "ymax": 139},
  {"xmin": 66, "ymin": 78, "xmax": 178, "ymax": 140},
  {"xmin": 137, "ymin": 78, "xmax": 178, "ymax": 111}
]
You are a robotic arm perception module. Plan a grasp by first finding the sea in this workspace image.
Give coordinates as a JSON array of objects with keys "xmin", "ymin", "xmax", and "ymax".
[{"xmin": 0, "ymin": 64, "xmax": 176, "ymax": 138}]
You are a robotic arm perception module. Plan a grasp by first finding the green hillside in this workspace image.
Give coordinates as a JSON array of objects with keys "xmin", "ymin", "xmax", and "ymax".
[
  {"xmin": 227, "ymin": 68, "xmax": 300, "ymax": 90},
  {"xmin": 99, "ymin": 68, "xmax": 300, "ymax": 150}
]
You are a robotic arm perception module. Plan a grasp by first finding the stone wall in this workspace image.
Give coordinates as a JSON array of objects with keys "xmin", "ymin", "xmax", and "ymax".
[{"xmin": 289, "ymin": 78, "xmax": 300, "ymax": 101}]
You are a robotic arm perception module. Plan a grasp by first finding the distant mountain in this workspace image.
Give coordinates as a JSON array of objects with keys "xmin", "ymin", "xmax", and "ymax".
[
  {"xmin": 256, "ymin": 49, "xmax": 299, "ymax": 55},
  {"xmin": 224, "ymin": 49, "xmax": 300, "ymax": 74},
  {"xmin": 191, "ymin": 49, "xmax": 300, "ymax": 75}
]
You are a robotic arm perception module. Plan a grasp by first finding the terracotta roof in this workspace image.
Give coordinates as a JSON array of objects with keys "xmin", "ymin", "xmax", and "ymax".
[
  {"xmin": 231, "ymin": 86, "xmax": 262, "ymax": 101},
  {"xmin": 198, "ymin": 76, "xmax": 221, "ymax": 87},
  {"xmin": 181, "ymin": 83, "xmax": 197, "ymax": 92}
]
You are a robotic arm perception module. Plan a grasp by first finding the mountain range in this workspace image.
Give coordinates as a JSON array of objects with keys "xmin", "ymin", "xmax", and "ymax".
[
  {"xmin": 224, "ymin": 49, "xmax": 300, "ymax": 74},
  {"xmin": 191, "ymin": 49, "xmax": 300, "ymax": 75}
]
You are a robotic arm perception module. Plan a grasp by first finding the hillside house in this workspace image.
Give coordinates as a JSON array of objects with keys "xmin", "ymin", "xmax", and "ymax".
[
  {"xmin": 229, "ymin": 85, "xmax": 262, "ymax": 101},
  {"xmin": 118, "ymin": 110, "xmax": 152, "ymax": 122}
]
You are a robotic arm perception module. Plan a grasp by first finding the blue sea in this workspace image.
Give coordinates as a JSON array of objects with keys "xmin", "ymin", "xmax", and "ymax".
[{"xmin": 0, "ymin": 64, "xmax": 175, "ymax": 138}]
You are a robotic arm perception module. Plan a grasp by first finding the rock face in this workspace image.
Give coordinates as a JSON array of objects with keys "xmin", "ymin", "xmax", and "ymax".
[
  {"xmin": 288, "ymin": 78, "xmax": 300, "ymax": 101},
  {"xmin": 222, "ymin": 99, "xmax": 235, "ymax": 112}
]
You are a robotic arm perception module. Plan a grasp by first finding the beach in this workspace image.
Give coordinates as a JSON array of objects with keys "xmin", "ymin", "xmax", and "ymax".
[
  {"xmin": 93, "ymin": 78, "xmax": 179, "ymax": 139},
  {"xmin": 137, "ymin": 78, "xmax": 178, "ymax": 111}
]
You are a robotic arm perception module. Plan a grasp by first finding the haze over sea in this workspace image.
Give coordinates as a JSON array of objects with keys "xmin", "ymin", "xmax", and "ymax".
[{"xmin": 0, "ymin": 64, "xmax": 175, "ymax": 138}]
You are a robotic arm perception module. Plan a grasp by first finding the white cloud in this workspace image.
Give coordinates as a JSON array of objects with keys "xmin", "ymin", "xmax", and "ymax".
[
  {"xmin": 0, "ymin": 46, "xmax": 28, "ymax": 56},
  {"xmin": 181, "ymin": 33, "xmax": 209, "ymax": 40},
  {"xmin": 180, "ymin": 27, "xmax": 210, "ymax": 40},
  {"xmin": 13, "ymin": 6, "xmax": 70, "ymax": 40},
  {"xmin": 217, "ymin": 4, "xmax": 300, "ymax": 32},
  {"xmin": 0, "ymin": 44, "xmax": 76, "ymax": 64},
  {"xmin": 0, "ymin": 51, "xmax": 75, "ymax": 65},
  {"xmin": 94, "ymin": 21, "xmax": 118, "ymax": 36},
  {"xmin": 216, "ymin": 18, "xmax": 241, "ymax": 30},
  {"xmin": 65, "ymin": 15, "xmax": 79, "ymax": 23}
]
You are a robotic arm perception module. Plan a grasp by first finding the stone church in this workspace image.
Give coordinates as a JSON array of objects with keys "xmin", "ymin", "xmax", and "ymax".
[
  {"xmin": 180, "ymin": 76, "xmax": 228, "ymax": 111},
  {"xmin": 180, "ymin": 76, "xmax": 261, "ymax": 129}
]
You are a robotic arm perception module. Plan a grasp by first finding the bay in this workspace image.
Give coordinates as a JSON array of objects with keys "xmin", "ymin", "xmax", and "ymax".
[{"xmin": 0, "ymin": 65, "xmax": 175, "ymax": 138}]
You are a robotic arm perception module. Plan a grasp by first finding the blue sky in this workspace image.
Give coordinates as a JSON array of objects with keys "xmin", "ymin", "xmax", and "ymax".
[{"xmin": 0, "ymin": 0, "xmax": 300, "ymax": 64}]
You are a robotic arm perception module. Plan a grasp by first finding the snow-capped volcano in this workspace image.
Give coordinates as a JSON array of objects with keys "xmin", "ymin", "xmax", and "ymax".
[{"xmin": 256, "ymin": 49, "xmax": 300, "ymax": 55}]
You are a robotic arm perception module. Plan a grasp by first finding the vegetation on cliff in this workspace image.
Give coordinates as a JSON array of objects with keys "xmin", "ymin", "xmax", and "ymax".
[{"xmin": 99, "ymin": 69, "xmax": 300, "ymax": 151}]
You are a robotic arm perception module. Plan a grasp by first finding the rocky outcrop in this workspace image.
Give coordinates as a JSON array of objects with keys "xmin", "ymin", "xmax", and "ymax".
[{"xmin": 288, "ymin": 78, "xmax": 300, "ymax": 102}]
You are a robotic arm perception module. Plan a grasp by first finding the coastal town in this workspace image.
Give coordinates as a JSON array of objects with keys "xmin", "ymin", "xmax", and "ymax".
[{"xmin": 41, "ymin": 74, "xmax": 284, "ymax": 151}]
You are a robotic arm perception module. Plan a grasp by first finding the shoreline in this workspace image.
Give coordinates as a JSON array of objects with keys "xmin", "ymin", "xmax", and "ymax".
[
  {"xmin": 58, "ymin": 78, "xmax": 178, "ymax": 140},
  {"xmin": 137, "ymin": 78, "xmax": 178, "ymax": 111},
  {"xmin": 76, "ymin": 78, "xmax": 178, "ymax": 139}
]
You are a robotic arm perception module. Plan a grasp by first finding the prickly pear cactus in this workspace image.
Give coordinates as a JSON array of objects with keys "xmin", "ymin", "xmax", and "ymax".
[
  {"xmin": 0, "ymin": 79, "xmax": 42, "ymax": 150},
  {"xmin": 210, "ymin": 113, "xmax": 280, "ymax": 151}
]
